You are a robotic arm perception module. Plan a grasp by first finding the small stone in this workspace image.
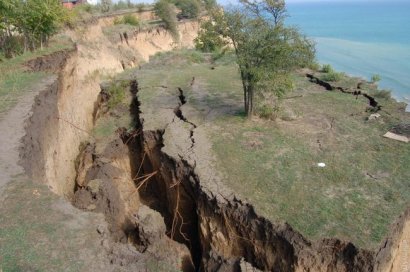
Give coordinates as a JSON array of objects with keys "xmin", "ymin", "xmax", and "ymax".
[
  {"xmin": 317, "ymin": 162, "xmax": 326, "ymax": 168},
  {"xmin": 368, "ymin": 113, "xmax": 381, "ymax": 120},
  {"xmin": 87, "ymin": 204, "xmax": 96, "ymax": 211},
  {"xmin": 99, "ymin": 158, "xmax": 111, "ymax": 164},
  {"xmin": 87, "ymin": 179, "xmax": 102, "ymax": 195},
  {"xmin": 101, "ymin": 239, "xmax": 110, "ymax": 249},
  {"xmin": 97, "ymin": 224, "xmax": 105, "ymax": 235}
]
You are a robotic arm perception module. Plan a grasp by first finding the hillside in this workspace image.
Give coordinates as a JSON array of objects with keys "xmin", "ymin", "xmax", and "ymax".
[{"xmin": 0, "ymin": 7, "xmax": 409, "ymax": 272}]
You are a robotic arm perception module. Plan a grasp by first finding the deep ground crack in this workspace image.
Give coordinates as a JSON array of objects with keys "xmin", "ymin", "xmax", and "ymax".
[
  {"xmin": 174, "ymin": 87, "xmax": 197, "ymax": 150},
  {"xmin": 306, "ymin": 73, "xmax": 382, "ymax": 111}
]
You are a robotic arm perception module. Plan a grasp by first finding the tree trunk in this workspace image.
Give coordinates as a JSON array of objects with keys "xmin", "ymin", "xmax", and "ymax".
[
  {"xmin": 240, "ymin": 70, "xmax": 248, "ymax": 113},
  {"xmin": 247, "ymin": 86, "xmax": 254, "ymax": 117}
]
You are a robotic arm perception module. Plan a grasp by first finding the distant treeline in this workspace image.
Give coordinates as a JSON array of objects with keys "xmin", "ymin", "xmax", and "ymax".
[
  {"xmin": 0, "ymin": 0, "xmax": 71, "ymax": 58},
  {"xmin": 0, "ymin": 0, "xmax": 152, "ymax": 59}
]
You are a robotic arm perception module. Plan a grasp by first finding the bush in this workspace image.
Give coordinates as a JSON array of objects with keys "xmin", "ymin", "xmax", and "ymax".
[
  {"xmin": 122, "ymin": 14, "xmax": 140, "ymax": 26},
  {"xmin": 195, "ymin": 20, "xmax": 228, "ymax": 52},
  {"xmin": 174, "ymin": 0, "xmax": 200, "ymax": 19},
  {"xmin": 320, "ymin": 71, "xmax": 342, "ymax": 82},
  {"xmin": 371, "ymin": 74, "xmax": 381, "ymax": 83},
  {"xmin": 136, "ymin": 3, "xmax": 147, "ymax": 12},
  {"xmin": 258, "ymin": 104, "xmax": 280, "ymax": 120},
  {"xmin": 321, "ymin": 64, "xmax": 333, "ymax": 73},
  {"xmin": 373, "ymin": 89, "xmax": 391, "ymax": 100},
  {"xmin": 107, "ymin": 83, "xmax": 126, "ymax": 109},
  {"xmin": 113, "ymin": 15, "xmax": 140, "ymax": 26},
  {"xmin": 154, "ymin": 0, "xmax": 179, "ymax": 40},
  {"xmin": 186, "ymin": 50, "xmax": 204, "ymax": 63},
  {"xmin": 309, "ymin": 61, "xmax": 321, "ymax": 71},
  {"xmin": 2, "ymin": 36, "xmax": 24, "ymax": 58},
  {"xmin": 112, "ymin": 0, "xmax": 128, "ymax": 11}
]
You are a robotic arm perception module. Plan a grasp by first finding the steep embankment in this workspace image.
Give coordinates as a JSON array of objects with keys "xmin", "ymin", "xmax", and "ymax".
[{"xmin": 20, "ymin": 12, "xmax": 199, "ymax": 197}]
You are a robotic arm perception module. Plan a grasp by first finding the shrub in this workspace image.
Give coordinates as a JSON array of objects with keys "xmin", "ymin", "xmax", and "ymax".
[
  {"xmin": 373, "ymin": 89, "xmax": 391, "ymax": 100},
  {"xmin": 122, "ymin": 14, "xmax": 140, "ymax": 26},
  {"xmin": 154, "ymin": 0, "xmax": 179, "ymax": 40},
  {"xmin": 174, "ymin": 0, "xmax": 200, "ymax": 19},
  {"xmin": 136, "ymin": 3, "xmax": 147, "ymax": 12},
  {"xmin": 320, "ymin": 71, "xmax": 341, "ymax": 82},
  {"xmin": 321, "ymin": 64, "xmax": 333, "ymax": 73},
  {"xmin": 309, "ymin": 61, "xmax": 321, "ymax": 71},
  {"xmin": 195, "ymin": 20, "xmax": 227, "ymax": 52},
  {"xmin": 2, "ymin": 36, "xmax": 24, "ymax": 58},
  {"xmin": 113, "ymin": 15, "xmax": 140, "ymax": 26},
  {"xmin": 186, "ymin": 50, "xmax": 204, "ymax": 63},
  {"xmin": 107, "ymin": 83, "xmax": 126, "ymax": 109},
  {"xmin": 112, "ymin": 0, "xmax": 128, "ymax": 11},
  {"xmin": 113, "ymin": 17, "xmax": 122, "ymax": 25},
  {"xmin": 371, "ymin": 74, "xmax": 381, "ymax": 83},
  {"xmin": 258, "ymin": 104, "xmax": 280, "ymax": 120}
]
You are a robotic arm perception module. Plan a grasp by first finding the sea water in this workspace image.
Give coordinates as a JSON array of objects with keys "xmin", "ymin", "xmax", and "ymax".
[{"xmin": 286, "ymin": 1, "xmax": 410, "ymax": 110}]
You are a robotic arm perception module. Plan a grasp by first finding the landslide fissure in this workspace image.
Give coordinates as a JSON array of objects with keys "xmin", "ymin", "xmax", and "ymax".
[
  {"xmin": 110, "ymin": 79, "xmax": 378, "ymax": 271},
  {"xmin": 306, "ymin": 73, "xmax": 381, "ymax": 111}
]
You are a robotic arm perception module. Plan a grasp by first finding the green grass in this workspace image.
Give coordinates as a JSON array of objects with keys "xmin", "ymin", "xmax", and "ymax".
[
  {"xmin": 0, "ymin": 178, "xmax": 102, "ymax": 271},
  {"xmin": 0, "ymin": 35, "xmax": 74, "ymax": 117},
  {"xmin": 211, "ymin": 91, "xmax": 410, "ymax": 248},
  {"xmin": 125, "ymin": 50, "xmax": 410, "ymax": 249}
]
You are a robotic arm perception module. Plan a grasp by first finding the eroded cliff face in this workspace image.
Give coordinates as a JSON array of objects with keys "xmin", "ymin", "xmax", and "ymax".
[
  {"xmin": 20, "ymin": 47, "xmax": 87, "ymax": 196},
  {"xmin": 20, "ymin": 13, "xmax": 199, "ymax": 197}
]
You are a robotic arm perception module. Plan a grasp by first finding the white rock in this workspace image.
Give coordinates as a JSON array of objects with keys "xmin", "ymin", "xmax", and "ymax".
[
  {"xmin": 368, "ymin": 113, "xmax": 381, "ymax": 120},
  {"xmin": 317, "ymin": 162, "xmax": 326, "ymax": 168}
]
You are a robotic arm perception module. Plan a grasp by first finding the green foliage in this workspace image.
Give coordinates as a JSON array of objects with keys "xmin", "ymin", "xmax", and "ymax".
[
  {"xmin": 2, "ymin": 36, "xmax": 24, "ymax": 58},
  {"xmin": 195, "ymin": 20, "xmax": 228, "ymax": 52},
  {"xmin": 321, "ymin": 64, "xmax": 333, "ymax": 73},
  {"xmin": 106, "ymin": 82, "xmax": 126, "ymax": 109},
  {"xmin": 185, "ymin": 50, "xmax": 205, "ymax": 63},
  {"xmin": 202, "ymin": 0, "xmax": 217, "ymax": 10},
  {"xmin": 308, "ymin": 61, "xmax": 321, "ymax": 71},
  {"xmin": 174, "ymin": 0, "xmax": 200, "ymax": 19},
  {"xmin": 257, "ymin": 104, "xmax": 280, "ymax": 120},
  {"xmin": 371, "ymin": 74, "xmax": 381, "ymax": 83},
  {"xmin": 101, "ymin": 0, "xmax": 112, "ymax": 12},
  {"xmin": 123, "ymin": 14, "xmax": 140, "ymax": 26},
  {"xmin": 373, "ymin": 89, "xmax": 391, "ymax": 100},
  {"xmin": 114, "ymin": 14, "xmax": 140, "ymax": 26},
  {"xmin": 0, "ymin": 0, "xmax": 68, "ymax": 58},
  {"xmin": 320, "ymin": 71, "xmax": 342, "ymax": 82},
  {"xmin": 112, "ymin": 0, "xmax": 128, "ymax": 10},
  {"xmin": 202, "ymin": 1, "xmax": 315, "ymax": 116},
  {"xmin": 154, "ymin": 0, "xmax": 179, "ymax": 40},
  {"xmin": 136, "ymin": 3, "xmax": 148, "ymax": 12}
]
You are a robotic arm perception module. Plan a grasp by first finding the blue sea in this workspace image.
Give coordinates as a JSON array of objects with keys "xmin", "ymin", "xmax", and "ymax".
[{"xmin": 286, "ymin": 1, "xmax": 410, "ymax": 110}]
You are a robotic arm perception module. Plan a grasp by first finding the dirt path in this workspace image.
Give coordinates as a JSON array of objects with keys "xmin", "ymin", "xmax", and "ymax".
[
  {"xmin": 0, "ymin": 76, "xmax": 111, "ymax": 271},
  {"xmin": 0, "ymin": 76, "xmax": 56, "ymax": 196}
]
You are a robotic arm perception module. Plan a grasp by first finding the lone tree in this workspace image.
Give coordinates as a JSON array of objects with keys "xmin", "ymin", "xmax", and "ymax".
[
  {"xmin": 196, "ymin": 0, "xmax": 315, "ymax": 116},
  {"xmin": 154, "ymin": 0, "xmax": 179, "ymax": 40},
  {"xmin": 101, "ymin": 0, "xmax": 112, "ymax": 12}
]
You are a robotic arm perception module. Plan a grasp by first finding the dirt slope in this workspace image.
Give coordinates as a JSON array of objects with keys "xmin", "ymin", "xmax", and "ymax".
[{"xmin": 1, "ymin": 11, "xmax": 199, "ymax": 271}]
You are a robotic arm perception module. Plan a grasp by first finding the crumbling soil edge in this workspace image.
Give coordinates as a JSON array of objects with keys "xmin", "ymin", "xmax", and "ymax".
[
  {"xmin": 119, "ymin": 79, "xmax": 410, "ymax": 271},
  {"xmin": 306, "ymin": 73, "xmax": 381, "ymax": 111}
]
